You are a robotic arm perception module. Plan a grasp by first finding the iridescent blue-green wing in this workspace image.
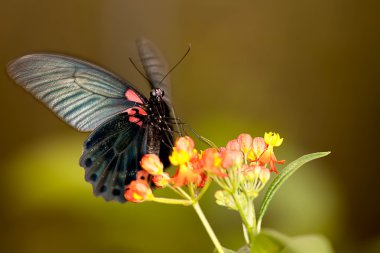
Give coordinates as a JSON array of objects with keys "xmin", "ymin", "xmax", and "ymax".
[
  {"xmin": 7, "ymin": 53, "xmax": 147, "ymax": 132},
  {"xmin": 136, "ymin": 38, "xmax": 172, "ymax": 106},
  {"xmin": 80, "ymin": 112, "xmax": 148, "ymax": 202}
]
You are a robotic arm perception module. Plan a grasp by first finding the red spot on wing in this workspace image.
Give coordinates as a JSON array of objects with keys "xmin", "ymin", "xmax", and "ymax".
[
  {"xmin": 125, "ymin": 89, "xmax": 143, "ymax": 104},
  {"xmin": 124, "ymin": 107, "xmax": 147, "ymax": 126}
]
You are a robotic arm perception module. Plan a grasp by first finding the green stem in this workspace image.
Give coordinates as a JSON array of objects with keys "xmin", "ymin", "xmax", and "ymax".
[
  {"xmin": 232, "ymin": 193, "xmax": 255, "ymax": 245},
  {"xmin": 169, "ymin": 185, "xmax": 192, "ymax": 200},
  {"xmin": 194, "ymin": 178, "xmax": 212, "ymax": 202},
  {"xmin": 192, "ymin": 202, "xmax": 224, "ymax": 253},
  {"xmin": 152, "ymin": 197, "xmax": 192, "ymax": 205}
]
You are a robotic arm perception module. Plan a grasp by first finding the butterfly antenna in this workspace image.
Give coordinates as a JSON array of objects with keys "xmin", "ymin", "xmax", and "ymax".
[
  {"xmin": 184, "ymin": 124, "xmax": 218, "ymax": 149},
  {"xmin": 158, "ymin": 44, "xmax": 191, "ymax": 86},
  {"xmin": 129, "ymin": 57, "xmax": 153, "ymax": 86}
]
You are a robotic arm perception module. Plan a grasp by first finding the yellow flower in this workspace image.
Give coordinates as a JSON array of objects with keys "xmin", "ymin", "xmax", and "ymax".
[
  {"xmin": 264, "ymin": 132, "xmax": 283, "ymax": 147},
  {"xmin": 169, "ymin": 149, "xmax": 191, "ymax": 165}
]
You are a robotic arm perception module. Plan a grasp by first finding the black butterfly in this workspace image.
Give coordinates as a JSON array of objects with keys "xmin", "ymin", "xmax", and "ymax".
[{"xmin": 7, "ymin": 39, "xmax": 176, "ymax": 202}]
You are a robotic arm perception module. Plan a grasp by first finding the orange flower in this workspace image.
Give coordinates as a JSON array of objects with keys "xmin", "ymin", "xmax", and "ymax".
[
  {"xmin": 169, "ymin": 137, "xmax": 196, "ymax": 166},
  {"xmin": 172, "ymin": 164, "xmax": 202, "ymax": 187},
  {"xmin": 200, "ymin": 148, "xmax": 225, "ymax": 177},
  {"xmin": 140, "ymin": 154, "xmax": 163, "ymax": 175},
  {"xmin": 124, "ymin": 179, "xmax": 153, "ymax": 203},
  {"xmin": 259, "ymin": 148, "xmax": 284, "ymax": 173},
  {"xmin": 259, "ymin": 132, "xmax": 285, "ymax": 173}
]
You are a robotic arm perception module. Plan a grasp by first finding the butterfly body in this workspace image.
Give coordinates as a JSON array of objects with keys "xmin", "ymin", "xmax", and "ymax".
[
  {"xmin": 80, "ymin": 87, "xmax": 172, "ymax": 202},
  {"xmin": 7, "ymin": 39, "xmax": 175, "ymax": 202}
]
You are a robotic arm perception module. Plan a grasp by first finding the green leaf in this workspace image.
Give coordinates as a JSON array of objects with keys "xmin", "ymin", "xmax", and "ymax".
[
  {"xmin": 257, "ymin": 152, "xmax": 330, "ymax": 229},
  {"xmin": 280, "ymin": 234, "xmax": 335, "ymax": 253},
  {"xmin": 255, "ymin": 230, "xmax": 334, "ymax": 253},
  {"xmin": 250, "ymin": 233, "xmax": 284, "ymax": 253}
]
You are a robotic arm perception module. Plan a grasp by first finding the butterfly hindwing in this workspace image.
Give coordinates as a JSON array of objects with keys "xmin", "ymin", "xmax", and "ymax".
[
  {"xmin": 80, "ymin": 112, "xmax": 148, "ymax": 202},
  {"xmin": 7, "ymin": 53, "xmax": 147, "ymax": 132}
]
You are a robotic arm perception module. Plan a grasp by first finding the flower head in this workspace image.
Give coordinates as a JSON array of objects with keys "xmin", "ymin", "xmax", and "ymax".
[
  {"xmin": 264, "ymin": 132, "xmax": 283, "ymax": 147},
  {"xmin": 200, "ymin": 148, "xmax": 225, "ymax": 177},
  {"xmin": 172, "ymin": 163, "xmax": 202, "ymax": 187},
  {"xmin": 259, "ymin": 132, "xmax": 285, "ymax": 173},
  {"xmin": 169, "ymin": 136, "xmax": 196, "ymax": 166}
]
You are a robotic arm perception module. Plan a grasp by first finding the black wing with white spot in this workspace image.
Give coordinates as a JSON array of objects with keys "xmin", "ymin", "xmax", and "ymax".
[{"xmin": 80, "ymin": 112, "xmax": 148, "ymax": 202}]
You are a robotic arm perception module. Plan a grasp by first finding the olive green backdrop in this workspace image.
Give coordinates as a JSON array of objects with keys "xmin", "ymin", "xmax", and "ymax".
[{"xmin": 1, "ymin": 1, "xmax": 379, "ymax": 253}]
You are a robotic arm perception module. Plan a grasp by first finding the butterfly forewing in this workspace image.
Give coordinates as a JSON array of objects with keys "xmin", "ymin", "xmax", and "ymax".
[
  {"xmin": 137, "ymin": 38, "xmax": 172, "ymax": 106},
  {"xmin": 7, "ymin": 53, "xmax": 147, "ymax": 132}
]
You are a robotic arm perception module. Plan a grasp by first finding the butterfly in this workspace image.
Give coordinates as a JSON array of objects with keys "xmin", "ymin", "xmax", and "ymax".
[{"xmin": 7, "ymin": 38, "xmax": 177, "ymax": 202}]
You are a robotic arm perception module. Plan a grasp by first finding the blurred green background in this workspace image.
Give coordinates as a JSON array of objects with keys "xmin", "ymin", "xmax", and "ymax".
[{"xmin": 1, "ymin": 1, "xmax": 379, "ymax": 252}]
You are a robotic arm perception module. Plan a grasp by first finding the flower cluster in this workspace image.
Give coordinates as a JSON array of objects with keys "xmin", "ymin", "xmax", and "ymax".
[
  {"xmin": 214, "ymin": 132, "xmax": 284, "ymax": 209},
  {"xmin": 124, "ymin": 132, "xmax": 284, "ymax": 205},
  {"xmin": 119, "ymin": 130, "xmax": 329, "ymax": 253}
]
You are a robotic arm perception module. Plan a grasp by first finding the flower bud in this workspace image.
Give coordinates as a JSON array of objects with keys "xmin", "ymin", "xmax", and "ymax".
[
  {"xmin": 215, "ymin": 190, "xmax": 237, "ymax": 210},
  {"xmin": 242, "ymin": 165, "xmax": 256, "ymax": 181},
  {"xmin": 237, "ymin": 133, "xmax": 253, "ymax": 153},
  {"xmin": 140, "ymin": 154, "xmax": 163, "ymax": 175},
  {"xmin": 220, "ymin": 149, "xmax": 244, "ymax": 169},
  {"xmin": 124, "ymin": 180, "xmax": 153, "ymax": 203},
  {"xmin": 252, "ymin": 137, "xmax": 267, "ymax": 159},
  {"xmin": 226, "ymin": 139, "xmax": 241, "ymax": 151},
  {"xmin": 259, "ymin": 167, "xmax": 271, "ymax": 184},
  {"xmin": 175, "ymin": 136, "xmax": 194, "ymax": 153},
  {"xmin": 152, "ymin": 172, "xmax": 171, "ymax": 188}
]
